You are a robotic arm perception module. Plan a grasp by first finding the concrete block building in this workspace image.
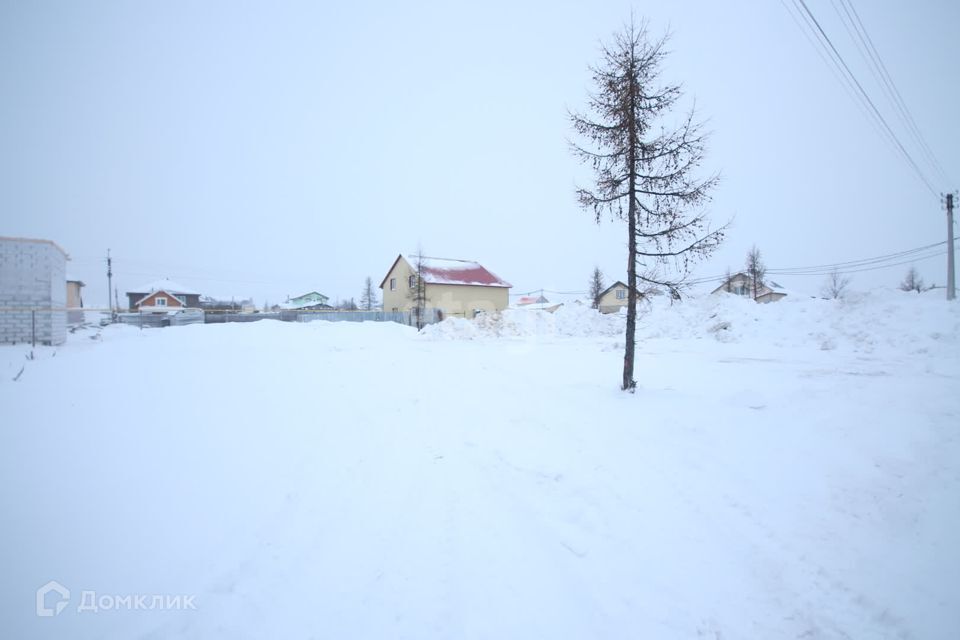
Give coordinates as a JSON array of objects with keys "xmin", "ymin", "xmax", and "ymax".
[{"xmin": 0, "ymin": 236, "xmax": 68, "ymax": 345}]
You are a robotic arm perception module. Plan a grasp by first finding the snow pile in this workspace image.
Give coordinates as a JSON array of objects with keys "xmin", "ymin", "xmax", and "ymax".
[
  {"xmin": 2, "ymin": 297, "xmax": 958, "ymax": 639},
  {"xmin": 418, "ymin": 316, "xmax": 482, "ymax": 340},
  {"xmin": 423, "ymin": 288, "xmax": 960, "ymax": 358},
  {"xmin": 638, "ymin": 288, "xmax": 960, "ymax": 355},
  {"xmin": 422, "ymin": 304, "xmax": 624, "ymax": 339}
]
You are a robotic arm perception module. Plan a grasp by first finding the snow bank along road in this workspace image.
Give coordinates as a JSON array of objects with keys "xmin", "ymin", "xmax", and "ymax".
[{"xmin": 1, "ymin": 291, "xmax": 958, "ymax": 639}]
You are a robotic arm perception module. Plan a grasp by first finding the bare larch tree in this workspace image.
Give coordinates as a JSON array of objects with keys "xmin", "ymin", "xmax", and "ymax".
[
  {"xmin": 360, "ymin": 276, "xmax": 379, "ymax": 310},
  {"xmin": 407, "ymin": 247, "xmax": 429, "ymax": 329},
  {"xmin": 745, "ymin": 246, "xmax": 766, "ymax": 300},
  {"xmin": 589, "ymin": 267, "xmax": 606, "ymax": 309},
  {"xmin": 571, "ymin": 20, "xmax": 725, "ymax": 391}
]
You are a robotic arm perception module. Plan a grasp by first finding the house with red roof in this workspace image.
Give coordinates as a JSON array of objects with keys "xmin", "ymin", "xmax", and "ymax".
[
  {"xmin": 379, "ymin": 254, "xmax": 511, "ymax": 319},
  {"xmin": 516, "ymin": 294, "xmax": 549, "ymax": 306}
]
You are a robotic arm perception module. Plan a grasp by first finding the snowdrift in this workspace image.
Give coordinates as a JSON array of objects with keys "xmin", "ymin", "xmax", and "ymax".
[
  {"xmin": 422, "ymin": 303, "xmax": 623, "ymax": 339},
  {"xmin": 424, "ymin": 288, "xmax": 960, "ymax": 356},
  {"xmin": 1, "ymin": 289, "xmax": 958, "ymax": 639}
]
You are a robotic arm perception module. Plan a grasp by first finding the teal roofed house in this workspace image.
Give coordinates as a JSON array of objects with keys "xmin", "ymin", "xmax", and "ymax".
[{"xmin": 282, "ymin": 291, "xmax": 332, "ymax": 310}]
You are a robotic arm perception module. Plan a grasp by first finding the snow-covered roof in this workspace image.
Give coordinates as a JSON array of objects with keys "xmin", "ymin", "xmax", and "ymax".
[
  {"xmin": 280, "ymin": 300, "xmax": 332, "ymax": 310},
  {"xmin": 287, "ymin": 291, "xmax": 329, "ymax": 303},
  {"xmin": 0, "ymin": 235, "xmax": 69, "ymax": 258},
  {"xmin": 711, "ymin": 274, "xmax": 786, "ymax": 296},
  {"xmin": 417, "ymin": 256, "xmax": 511, "ymax": 287},
  {"xmin": 379, "ymin": 254, "xmax": 512, "ymax": 289},
  {"xmin": 129, "ymin": 278, "xmax": 199, "ymax": 295},
  {"xmin": 599, "ymin": 281, "xmax": 650, "ymax": 299}
]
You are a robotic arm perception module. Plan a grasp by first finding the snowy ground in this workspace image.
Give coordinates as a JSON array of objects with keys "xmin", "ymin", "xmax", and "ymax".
[{"xmin": 1, "ymin": 290, "xmax": 958, "ymax": 639}]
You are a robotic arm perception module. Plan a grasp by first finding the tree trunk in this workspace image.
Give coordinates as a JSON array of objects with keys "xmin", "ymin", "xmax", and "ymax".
[
  {"xmin": 623, "ymin": 54, "xmax": 638, "ymax": 392},
  {"xmin": 624, "ymin": 211, "xmax": 637, "ymax": 391}
]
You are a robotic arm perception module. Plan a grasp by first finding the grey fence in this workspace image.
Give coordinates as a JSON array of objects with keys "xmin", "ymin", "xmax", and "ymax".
[
  {"xmin": 204, "ymin": 311, "xmax": 287, "ymax": 324},
  {"xmin": 169, "ymin": 309, "xmax": 205, "ymax": 326},
  {"xmin": 117, "ymin": 308, "xmax": 444, "ymax": 328},
  {"xmin": 116, "ymin": 312, "xmax": 169, "ymax": 328},
  {"xmin": 296, "ymin": 309, "xmax": 442, "ymax": 326}
]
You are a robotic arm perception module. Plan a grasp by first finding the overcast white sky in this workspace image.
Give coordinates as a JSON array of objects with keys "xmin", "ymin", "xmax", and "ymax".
[{"xmin": 2, "ymin": 0, "xmax": 957, "ymax": 306}]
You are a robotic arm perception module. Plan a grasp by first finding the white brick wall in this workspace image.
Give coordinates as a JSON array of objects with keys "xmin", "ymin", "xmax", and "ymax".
[{"xmin": 0, "ymin": 237, "xmax": 68, "ymax": 345}]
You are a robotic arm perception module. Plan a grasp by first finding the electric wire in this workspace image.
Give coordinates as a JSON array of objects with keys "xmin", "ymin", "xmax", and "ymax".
[
  {"xmin": 787, "ymin": 0, "xmax": 941, "ymax": 197},
  {"xmin": 838, "ymin": 0, "xmax": 953, "ymax": 187}
]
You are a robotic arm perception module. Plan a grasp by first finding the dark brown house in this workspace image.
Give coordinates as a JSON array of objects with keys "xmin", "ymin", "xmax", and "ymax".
[{"xmin": 126, "ymin": 279, "xmax": 201, "ymax": 312}]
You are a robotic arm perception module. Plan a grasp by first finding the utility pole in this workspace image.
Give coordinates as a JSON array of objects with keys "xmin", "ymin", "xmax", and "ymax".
[
  {"xmin": 947, "ymin": 193, "xmax": 956, "ymax": 301},
  {"xmin": 106, "ymin": 249, "xmax": 114, "ymax": 317}
]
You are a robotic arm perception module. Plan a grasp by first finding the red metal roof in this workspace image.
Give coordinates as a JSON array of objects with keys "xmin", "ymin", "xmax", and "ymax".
[
  {"xmin": 379, "ymin": 254, "xmax": 511, "ymax": 289},
  {"xmin": 419, "ymin": 258, "xmax": 510, "ymax": 287}
]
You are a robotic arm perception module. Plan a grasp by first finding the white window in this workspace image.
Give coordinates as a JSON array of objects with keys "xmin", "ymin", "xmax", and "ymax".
[
  {"xmin": 390, "ymin": 278, "xmax": 396, "ymax": 291},
  {"xmin": 155, "ymin": 296, "xmax": 167, "ymax": 307},
  {"xmin": 408, "ymin": 275, "xmax": 416, "ymax": 288},
  {"xmin": 175, "ymin": 295, "xmax": 186, "ymax": 304},
  {"xmin": 616, "ymin": 288, "xmax": 626, "ymax": 300}
]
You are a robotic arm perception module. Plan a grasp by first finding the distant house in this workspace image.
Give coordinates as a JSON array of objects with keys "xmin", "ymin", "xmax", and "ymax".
[
  {"xmin": 517, "ymin": 301, "xmax": 564, "ymax": 313},
  {"xmin": 281, "ymin": 291, "xmax": 332, "ymax": 310},
  {"xmin": 66, "ymin": 279, "xmax": 85, "ymax": 324},
  {"xmin": 595, "ymin": 281, "xmax": 664, "ymax": 314},
  {"xmin": 127, "ymin": 279, "xmax": 201, "ymax": 313},
  {"xmin": 199, "ymin": 297, "xmax": 242, "ymax": 312},
  {"xmin": 712, "ymin": 272, "xmax": 787, "ymax": 303},
  {"xmin": 597, "ymin": 281, "xmax": 635, "ymax": 314},
  {"xmin": 516, "ymin": 294, "xmax": 549, "ymax": 306},
  {"xmin": 514, "ymin": 293, "xmax": 562, "ymax": 312},
  {"xmin": 380, "ymin": 254, "xmax": 511, "ymax": 318},
  {"xmin": 755, "ymin": 288, "xmax": 787, "ymax": 304}
]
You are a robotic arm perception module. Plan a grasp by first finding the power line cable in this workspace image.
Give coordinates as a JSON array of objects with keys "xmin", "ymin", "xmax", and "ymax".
[
  {"xmin": 688, "ymin": 237, "xmax": 958, "ymax": 283},
  {"xmin": 779, "ymin": 0, "xmax": 897, "ymax": 154},
  {"xmin": 828, "ymin": 0, "xmax": 911, "ymax": 138},
  {"xmin": 839, "ymin": 0, "xmax": 953, "ymax": 188},
  {"xmin": 788, "ymin": 0, "xmax": 941, "ymax": 197},
  {"xmin": 775, "ymin": 248, "xmax": 948, "ymax": 277},
  {"xmin": 767, "ymin": 239, "xmax": 952, "ymax": 273}
]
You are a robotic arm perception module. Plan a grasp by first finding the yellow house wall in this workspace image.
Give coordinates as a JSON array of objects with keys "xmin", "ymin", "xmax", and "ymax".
[
  {"xmin": 598, "ymin": 286, "xmax": 629, "ymax": 314},
  {"xmin": 382, "ymin": 257, "xmax": 416, "ymax": 312},
  {"xmin": 425, "ymin": 283, "xmax": 509, "ymax": 317},
  {"xmin": 380, "ymin": 257, "xmax": 509, "ymax": 317},
  {"xmin": 66, "ymin": 282, "xmax": 83, "ymax": 309}
]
